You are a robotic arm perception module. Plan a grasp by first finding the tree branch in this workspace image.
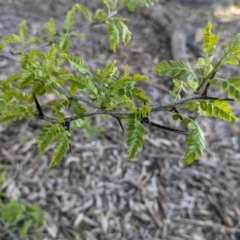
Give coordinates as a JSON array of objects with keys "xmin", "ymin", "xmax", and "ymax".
[
  {"xmin": 0, "ymin": 51, "xmax": 20, "ymax": 61},
  {"xmin": 151, "ymin": 94, "xmax": 234, "ymax": 112},
  {"xmin": 54, "ymin": 85, "xmax": 97, "ymax": 107},
  {"xmin": 34, "ymin": 94, "xmax": 235, "ymax": 123}
]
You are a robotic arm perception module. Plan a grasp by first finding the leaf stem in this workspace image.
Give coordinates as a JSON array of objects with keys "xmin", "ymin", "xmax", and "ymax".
[{"xmin": 196, "ymin": 59, "xmax": 222, "ymax": 93}]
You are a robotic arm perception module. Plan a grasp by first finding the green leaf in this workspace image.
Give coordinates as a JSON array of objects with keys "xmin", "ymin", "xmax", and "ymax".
[
  {"xmin": 64, "ymin": 7, "xmax": 76, "ymax": 32},
  {"xmin": 169, "ymin": 79, "xmax": 188, "ymax": 99},
  {"xmin": 75, "ymin": 3, "xmax": 90, "ymax": 20},
  {"xmin": 202, "ymin": 22, "xmax": 218, "ymax": 54},
  {"xmin": 220, "ymin": 77, "xmax": 240, "ymax": 100},
  {"xmin": 47, "ymin": 44, "xmax": 56, "ymax": 70},
  {"xmin": 127, "ymin": 2, "xmax": 135, "ymax": 11},
  {"xmin": 19, "ymin": 20, "xmax": 28, "ymax": 40},
  {"xmin": 0, "ymin": 98, "xmax": 7, "ymax": 111},
  {"xmin": 62, "ymin": 53, "xmax": 91, "ymax": 74},
  {"xmin": 5, "ymin": 89, "xmax": 32, "ymax": 103},
  {"xmin": 210, "ymin": 78, "xmax": 218, "ymax": 86},
  {"xmin": 127, "ymin": 116, "xmax": 145, "ymax": 159},
  {"xmin": 107, "ymin": 20, "xmax": 120, "ymax": 51},
  {"xmin": 137, "ymin": 105, "xmax": 151, "ymax": 118},
  {"xmin": 153, "ymin": 60, "xmax": 188, "ymax": 78},
  {"xmin": 21, "ymin": 48, "xmax": 40, "ymax": 68},
  {"xmin": 222, "ymin": 33, "xmax": 240, "ymax": 62},
  {"xmin": 199, "ymin": 100, "xmax": 238, "ymax": 122},
  {"xmin": 182, "ymin": 120, "xmax": 205, "ymax": 164},
  {"xmin": 107, "ymin": 95, "xmax": 133, "ymax": 109},
  {"xmin": 226, "ymin": 56, "xmax": 239, "ymax": 65},
  {"xmin": 68, "ymin": 75, "xmax": 86, "ymax": 89},
  {"xmin": 221, "ymin": 81, "xmax": 228, "ymax": 91},
  {"xmin": 37, "ymin": 123, "xmax": 64, "ymax": 152},
  {"xmin": 197, "ymin": 57, "xmax": 206, "ymax": 66},
  {"xmin": 200, "ymin": 101, "xmax": 207, "ymax": 111},
  {"xmin": 0, "ymin": 106, "xmax": 34, "ymax": 122},
  {"xmin": 49, "ymin": 99, "xmax": 69, "ymax": 122},
  {"xmin": 71, "ymin": 100, "xmax": 86, "ymax": 118},
  {"xmin": 96, "ymin": 60, "xmax": 119, "ymax": 85},
  {"xmin": 119, "ymin": 21, "xmax": 131, "ymax": 46},
  {"xmin": 26, "ymin": 36, "xmax": 42, "ymax": 45},
  {"xmin": 20, "ymin": 220, "xmax": 32, "ymax": 237},
  {"xmin": 71, "ymin": 119, "xmax": 84, "ymax": 129},
  {"xmin": 172, "ymin": 114, "xmax": 180, "ymax": 120},
  {"xmin": 44, "ymin": 18, "xmax": 56, "ymax": 42},
  {"xmin": 188, "ymin": 101, "xmax": 197, "ymax": 111},
  {"xmin": 59, "ymin": 33, "xmax": 71, "ymax": 52},
  {"xmin": 50, "ymin": 131, "xmax": 71, "ymax": 167},
  {"xmin": 132, "ymin": 87, "xmax": 150, "ymax": 103},
  {"xmin": 91, "ymin": 9, "xmax": 108, "ymax": 23},
  {"xmin": 69, "ymin": 74, "xmax": 98, "ymax": 95},
  {"xmin": 0, "ymin": 42, "xmax": 5, "ymax": 51},
  {"xmin": 3, "ymin": 34, "xmax": 23, "ymax": 43},
  {"xmin": 181, "ymin": 118, "xmax": 190, "ymax": 126},
  {"xmin": 111, "ymin": 74, "xmax": 147, "ymax": 89}
]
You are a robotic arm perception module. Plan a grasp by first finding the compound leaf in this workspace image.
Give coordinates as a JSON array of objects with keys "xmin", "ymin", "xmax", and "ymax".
[
  {"xmin": 107, "ymin": 95, "xmax": 133, "ymax": 109},
  {"xmin": 107, "ymin": 20, "xmax": 120, "ymax": 51},
  {"xmin": 64, "ymin": 7, "xmax": 76, "ymax": 32},
  {"xmin": 202, "ymin": 22, "xmax": 218, "ymax": 54},
  {"xmin": 222, "ymin": 33, "xmax": 240, "ymax": 62},
  {"xmin": 19, "ymin": 20, "xmax": 28, "ymax": 40},
  {"xmin": 69, "ymin": 74, "xmax": 98, "ymax": 95},
  {"xmin": 50, "ymin": 131, "xmax": 71, "ymax": 167},
  {"xmin": 199, "ymin": 100, "xmax": 238, "ymax": 122},
  {"xmin": 182, "ymin": 120, "xmax": 205, "ymax": 164},
  {"xmin": 110, "ymin": 74, "xmax": 147, "ymax": 89},
  {"xmin": 44, "ymin": 18, "xmax": 56, "ymax": 42},
  {"xmin": 3, "ymin": 34, "xmax": 23, "ymax": 43},
  {"xmin": 38, "ymin": 123, "xmax": 64, "ymax": 152},
  {"xmin": 220, "ymin": 77, "xmax": 240, "ymax": 101},
  {"xmin": 132, "ymin": 87, "xmax": 150, "ymax": 103},
  {"xmin": 119, "ymin": 21, "xmax": 131, "ymax": 46},
  {"xmin": 0, "ymin": 106, "xmax": 34, "ymax": 122},
  {"xmin": 153, "ymin": 60, "xmax": 188, "ymax": 78},
  {"xmin": 62, "ymin": 53, "xmax": 91, "ymax": 74},
  {"xmin": 71, "ymin": 100, "xmax": 86, "ymax": 117},
  {"xmin": 127, "ymin": 116, "xmax": 145, "ymax": 159}
]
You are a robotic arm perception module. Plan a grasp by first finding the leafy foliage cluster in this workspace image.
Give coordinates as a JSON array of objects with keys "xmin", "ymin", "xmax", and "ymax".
[
  {"xmin": 0, "ymin": 165, "xmax": 45, "ymax": 238},
  {"xmin": 0, "ymin": 1, "xmax": 240, "ymax": 166}
]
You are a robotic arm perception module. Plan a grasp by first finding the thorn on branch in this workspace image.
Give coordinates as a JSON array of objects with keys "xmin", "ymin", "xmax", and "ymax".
[
  {"xmin": 64, "ymin": 121, "xmax": 70, "ymax": 132},
  {"xmin": 202, "ymin": 70, "xmax": 216, "ymax": 96},
  {"xmin": 115, "ymin": 117, "xmax": 124, "ymax": 132},
  {"xmin": 143, "ymin": 117, "xmax": 188, "ymax": 135},
  {"xmin": 202, "ymin": 82, "xmax": 210, "ymax": 96},
  {"xmin": 33, "ymin": 93, "xmax": 44, "ymax": 118}
]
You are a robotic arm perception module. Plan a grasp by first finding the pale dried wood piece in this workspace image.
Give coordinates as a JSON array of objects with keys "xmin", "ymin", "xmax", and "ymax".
[
  {"xmin": 142, "ymin": 5, "xmax": 201, "ymax": 61},
  {"xmin": 142, "ymin": 5, "xmax": 187, "ymax": 61},
  {"xmin": 208, "ymin": 195, "xmax": 235, "ymax": 227},
  {"xmin": 171, "ymin": 29, "xmax": 188, "ymax": 62},
  {"xmin": 173, "ymin": 218, "xmax": 240, "ymax": 234},
  {"xmin": 148, "ymin": 207, "xmax": 163, "ymax": 228}
]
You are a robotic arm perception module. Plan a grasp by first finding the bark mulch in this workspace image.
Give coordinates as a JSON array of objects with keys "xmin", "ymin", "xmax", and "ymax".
[{"xmin": 0, "ymin": 1, "xmax": 240, "ymax": 239}]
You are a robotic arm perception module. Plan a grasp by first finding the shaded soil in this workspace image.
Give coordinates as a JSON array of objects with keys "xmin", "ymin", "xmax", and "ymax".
[{"xmin": 1, "ymin": 1, "xmax": 240, "ymax": 239}]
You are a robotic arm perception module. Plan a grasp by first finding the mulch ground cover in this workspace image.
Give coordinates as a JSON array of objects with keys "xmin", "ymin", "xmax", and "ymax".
[{"xmin": 0, "ymin": 1, "xmax": 240, "ymax": 239}]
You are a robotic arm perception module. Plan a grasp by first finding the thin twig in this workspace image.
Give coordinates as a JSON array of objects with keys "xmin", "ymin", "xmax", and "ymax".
[
  {"xmin": 172, "ymin": 218, "xmax": 240, "ymax": 234},
  {"xmin": 143, "ymin": 118, "xmax": 188, "ymax": 135},
  {"xmin": 32, "ymin": 94, "xmax": 236, "ymax": 123},
  {"xmin": 151, "ymin": 95, "xmax": 235, "ymax": 112}
]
